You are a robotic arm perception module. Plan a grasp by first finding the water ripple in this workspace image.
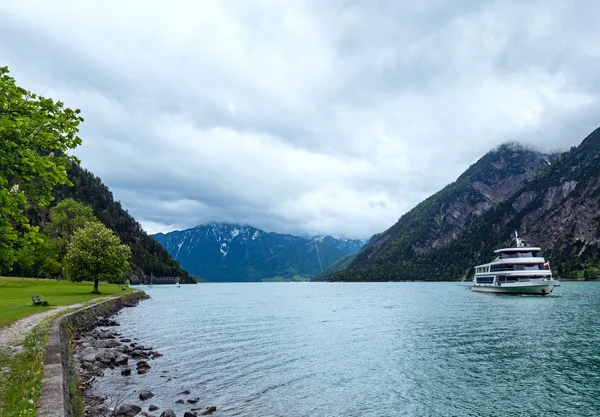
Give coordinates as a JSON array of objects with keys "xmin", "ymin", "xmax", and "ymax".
[{"xmin": 93, "ymin": 282, "xmax": 600, "ymax": 416}]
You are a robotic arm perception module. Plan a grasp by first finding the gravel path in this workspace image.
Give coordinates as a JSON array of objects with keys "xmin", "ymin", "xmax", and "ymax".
[
  {"xmin": 0, "ymin": 305, "xmax": 85, "ymax": 352},
  {"xmin": 0, "ymin": 297, "xmax": 113, "ymax": 352}
]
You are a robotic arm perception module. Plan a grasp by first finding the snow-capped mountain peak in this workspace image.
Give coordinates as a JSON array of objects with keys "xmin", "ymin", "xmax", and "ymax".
[{"xmin": 153, "ymin": 223, "xmax": 366, "ymax": 282}]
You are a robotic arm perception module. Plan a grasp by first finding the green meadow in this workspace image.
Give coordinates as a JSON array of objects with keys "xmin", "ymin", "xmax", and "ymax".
[{"xmin": 0, "ymin": 277, "xmax": 132, "ymax": 328}]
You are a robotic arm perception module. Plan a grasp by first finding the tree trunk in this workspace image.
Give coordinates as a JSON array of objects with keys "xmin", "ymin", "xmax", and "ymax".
[{"xmin": 92, "ymin": 278, "xmax": 100, "ymax": 294}]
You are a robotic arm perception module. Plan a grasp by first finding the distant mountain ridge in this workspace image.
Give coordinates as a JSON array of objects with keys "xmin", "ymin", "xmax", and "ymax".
[
  {"xmin": 153, "ymin": 223, "xmax": 366, "ymax": 282},
  {"xmin": 325, "ymin": 142, "xmax": 560, "ymax": 281}
]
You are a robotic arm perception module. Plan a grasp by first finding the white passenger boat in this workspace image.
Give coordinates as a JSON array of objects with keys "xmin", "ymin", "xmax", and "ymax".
[{"xmin": 472, "ymin": 232, "xmax": 556, "ymax": 295}]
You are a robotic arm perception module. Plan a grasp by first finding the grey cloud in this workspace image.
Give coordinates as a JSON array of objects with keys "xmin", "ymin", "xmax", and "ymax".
[{"xmin": 1, "ymin": 0, "xmax": 599, "ymax": 238}]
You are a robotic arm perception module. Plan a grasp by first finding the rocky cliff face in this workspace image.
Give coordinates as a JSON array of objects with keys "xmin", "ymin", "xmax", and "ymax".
[
  {"xmin": 340, "ymin": 143, "xmax": 554, "ymax": 279},
  {"xmin": 476, "ymin": 128, "xmax": 600, "ymax": 278},
  {"xmin": 153, "ymin": 223, "xmax": 366, "ymax": 282}
]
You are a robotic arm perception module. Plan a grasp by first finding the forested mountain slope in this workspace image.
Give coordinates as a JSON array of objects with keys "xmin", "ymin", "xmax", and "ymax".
[
  {"xmin": 328, "ymin": 142, "xmax": 561, "ymax": 281},
  {"xmin": 49, "ymin": 163, "xmax": 196, "ymax": 283}
]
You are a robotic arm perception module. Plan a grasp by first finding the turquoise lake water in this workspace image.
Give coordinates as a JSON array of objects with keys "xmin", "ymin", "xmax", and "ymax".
[{"xmin": 94, "ymin": 282, "xmax": 600, "ymax": 416}]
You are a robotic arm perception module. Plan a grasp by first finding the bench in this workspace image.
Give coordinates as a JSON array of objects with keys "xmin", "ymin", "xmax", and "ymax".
[{"xmin": 31, "ymin": 295, "xmax": 49, "ymax": 306}]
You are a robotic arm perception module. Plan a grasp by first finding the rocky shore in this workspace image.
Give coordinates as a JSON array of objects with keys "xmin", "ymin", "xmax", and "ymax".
[{"xmin": 73, "ymin": 298, "xmax": 216, "ymax": 417}]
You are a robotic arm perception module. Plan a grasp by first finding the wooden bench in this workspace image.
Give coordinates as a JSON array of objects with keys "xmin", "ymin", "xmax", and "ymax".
[{"xmin": 31, "ymin": 295, "xmax": 48, "ymax": 306}]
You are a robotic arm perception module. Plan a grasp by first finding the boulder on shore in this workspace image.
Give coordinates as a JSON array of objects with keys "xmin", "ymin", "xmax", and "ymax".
[
  {"xmin": 137, "ymin": 360, "xmax": 151, "ymax": 374},
  {"xmin": 139, "ymin": 390, "xmax": 155, "ymax": 401},
  {"xmin": 201, "ymin": 407, "xmax": 217, "ymax": 415},
  {"xmin": 82, "ymin": 353, "xmax": 98, "ymax": 363},
  {"xmin": 114, "ymin": 403, "xmax": 142, "ymax": 417},
  {"xmin": 160, "ymin": 410, "xmax": 176, "ymax": 417},
  {"xmin": 115, "ymin": 353, "xmax": 129, "ymax": 365}
]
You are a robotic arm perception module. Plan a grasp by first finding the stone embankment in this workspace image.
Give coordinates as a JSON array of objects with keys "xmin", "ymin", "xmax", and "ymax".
[
  {"xmin": 37, "ymin": 292, "xmax": 147, "ymax": 417},
  {"xmin": 37, "ymin": 291, "xmax": 217, "ymax": 417}
]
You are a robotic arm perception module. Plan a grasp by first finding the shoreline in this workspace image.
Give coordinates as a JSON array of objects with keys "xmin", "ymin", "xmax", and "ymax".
[{"xmin": 71, "ymin": 296, "xmax": 217, "ymax": 417}]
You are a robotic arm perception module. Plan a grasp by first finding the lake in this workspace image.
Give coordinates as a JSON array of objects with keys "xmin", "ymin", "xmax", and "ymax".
[{"xmin": 93, "ymin": 282, "xmax": 600, "ymax": 416}]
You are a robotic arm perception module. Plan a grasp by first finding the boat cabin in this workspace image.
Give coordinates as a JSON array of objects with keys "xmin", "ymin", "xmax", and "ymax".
[{"xmin": 474, "ymin": 246, "xmax": 550, "ymax": 280}]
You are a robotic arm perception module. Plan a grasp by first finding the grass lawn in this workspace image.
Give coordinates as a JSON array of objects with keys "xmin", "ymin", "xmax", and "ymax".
[{"xmin": 0, "ymin": 276, "xmax": 132, "ymax": 328}]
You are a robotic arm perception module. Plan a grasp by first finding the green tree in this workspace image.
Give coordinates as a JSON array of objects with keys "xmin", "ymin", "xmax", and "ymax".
[
  {"xmin": 33, "ymin": 237, "xmax": 62, "ymax": 278},
  {"xmin": 15, "ymin": 228, "xmax": 43, "ymax": 277},
  {"xmin": 584, "ymin": 267, "xmax": 600, "ymax": 280},
  {"xmin": 64, "ymin": 222, "xmax": 131, "ymax": 293},
  {"xmin": 0, "ymin": 66, "xmax": 83, "ymax": 272},
  {"xmin": 45, "ymin": 198, "xmax": 98, "ymax": 259},
  {"xmin": 20, "ymin": 199, "xmax": 98, "ymax": 278}
]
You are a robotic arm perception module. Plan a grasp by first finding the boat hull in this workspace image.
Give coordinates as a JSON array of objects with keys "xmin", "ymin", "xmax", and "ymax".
[{"xmin": 472, "ymin": 281, "xmax": 555, "ymax": 295}]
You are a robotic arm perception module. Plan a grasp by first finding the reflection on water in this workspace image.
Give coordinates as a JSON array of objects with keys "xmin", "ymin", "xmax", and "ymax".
[{"xmin": 94, "ymin": 282, "xmax": 600, "ymax": 416}]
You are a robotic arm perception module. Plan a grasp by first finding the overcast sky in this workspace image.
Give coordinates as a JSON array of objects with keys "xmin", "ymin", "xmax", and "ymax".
[{"xmin": 2, "ymin": 0, "xmax": 599, "ymax": 239}]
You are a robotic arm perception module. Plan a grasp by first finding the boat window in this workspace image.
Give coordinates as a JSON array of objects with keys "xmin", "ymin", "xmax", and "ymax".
[
  {"xmin": 476, "ymin": 277, "xmax": 494, "ymax": 284},
  {"xmin": 514, "ymin": 264, "xmax": 543, "ymax": 271},
  {"xmin": 491, "ymin": 264, "xmax": 509, "ymax": 272},
  {"xmin": 499, "ymin": 251, "xmax": 540, "ymax": 259},
  {"xmin": 490, "ymin": 264, "xmax": 544, "ymax": 272},
  {"xmin": 498, "ymin": 275, "xmax": 544, "ymax": 282},
  {"xmin": 497, "ymin": 276, "xmax": 519, "ymax": 283}
]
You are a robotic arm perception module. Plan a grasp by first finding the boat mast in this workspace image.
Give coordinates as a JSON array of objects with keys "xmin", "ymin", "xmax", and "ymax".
[{"xmin": 513, "ymin": 231, "xmax": 524, "ymax": 248}]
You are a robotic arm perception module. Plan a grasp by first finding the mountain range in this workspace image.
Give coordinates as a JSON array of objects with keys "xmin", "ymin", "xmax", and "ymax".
[
  {"xmin": 326, "ymin": 128, "xmax": 600, "ymax": 281},
  {"xmin": 153, "ymin": 224, "xmax": 365, "ymax": 282}
]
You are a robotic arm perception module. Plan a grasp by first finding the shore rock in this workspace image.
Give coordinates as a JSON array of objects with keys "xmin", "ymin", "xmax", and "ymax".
[
  {"xmin": 160, "ymin": 410, "xmax": 176, "ymax": 417},
  {"xmin": 149, "ymin": 404, "xmax": 160, "ymax": 411},
  {"xmin": 114, "ymin": 403, "xmax": 142, "ymax": 417},
  {"xmin": 187, "ymin": 397, "xmax": 200, "ymax": 404},
  {"xmin": 121, "ymin": 368, "xmax": 132, "ymax": 376},
  {"xmin": 201, "ymin": 407, "xmax": 217, "ymax": 415},
  {"xmin": 177, "ymin": 390, "xmax": 190, "ymax": 395},
  {"xmin": 139, "ymin": 390, "xmax": 155, "ymax": 401},
  {"xmin": 115, "ymin": 353, "xmax": 129, "ymax": 365},
  {"xmin": 96, "ymin": 339, "xmax": 120, "ymax": 348},
  {"xmin": 82, "ymin": 353, "xmax": 97, "ymax": 363},
  {"xmin": 175, "ymin": 399, "xmax": 185, "ymax": 404},
  {"xmin": 184, "ymin": 412, "xmax": 197, "ymax": 417},
  {"xmin": 97, "ymin": 317, "xmax": 120, "ymax": 326},
  {"xmin": 137, "ymin": 360, "xmax": 151, "ymax": 374},
  {"xmin": 89, "ymin": 404, "xmax": 108, "ymax": 416}
]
